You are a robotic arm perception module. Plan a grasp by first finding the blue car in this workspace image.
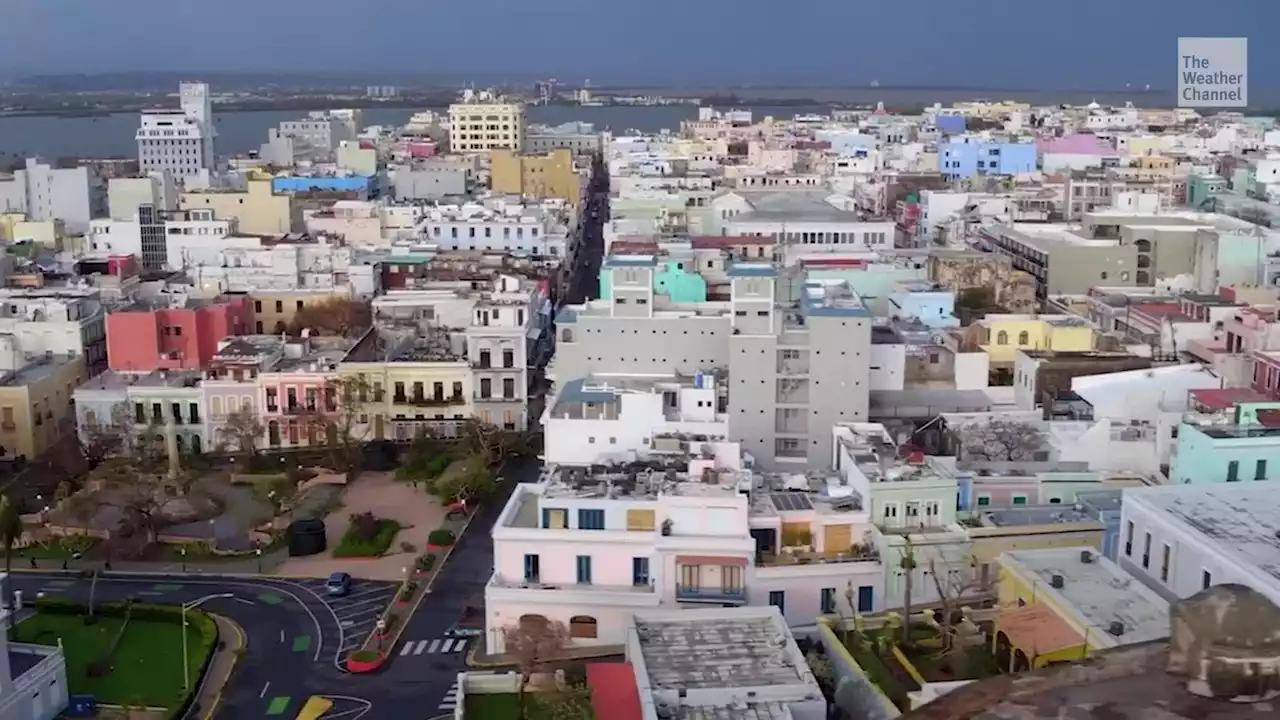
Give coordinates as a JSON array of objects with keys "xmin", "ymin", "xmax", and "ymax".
[{"xmin": 326, "ymin": 572, "xmax": 352, "ymax": 597}]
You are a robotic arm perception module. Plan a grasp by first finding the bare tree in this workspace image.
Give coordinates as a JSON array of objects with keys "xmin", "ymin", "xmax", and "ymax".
[
  {"xmin": 959, "ymin": 419, "xmax": 1045, "ymax": 461},
  {"xmin": 299, "ymin": 376, "xmax": 372, "ymax": 473},
  {"xmin": 924, "ymin": 553, "xmax": 990, "ymax": 676},
  {"xmin": 501, "ymin": 617, "xmax": 571, "ymax": 720},
  {"xmin": 288, "ymin": 297, "xmax": 372, "ymax": 338},
  {"xmin": 78, "ymin": 406, "xmax": 132, "ymax": 468},
  {"xmin": 219, "ymin": 405, "xmax": 265, "ymax": 466}
]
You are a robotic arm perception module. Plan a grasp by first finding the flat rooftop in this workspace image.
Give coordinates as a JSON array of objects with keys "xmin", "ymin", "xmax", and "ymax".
[
  {"xmin": 77, "ymin": 369, "xmax": 201, "ymax": 392},
  {"xmin": 978, "ymin": 504, "xmax": 1102, "ymax": 527},
  {"xmin": 1003, "ymin": 547, "xmax": 1169, "ymax": 645},
  {"xmin": 631, "ymin": 608, "xmax": 812, "ymax": 691},
  {"xmin": 1129, "ymin": 482, "xmax": 1280, "ymax": 585}
]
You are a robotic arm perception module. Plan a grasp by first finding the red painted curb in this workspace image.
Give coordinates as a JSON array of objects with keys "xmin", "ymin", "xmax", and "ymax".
[{"xmin": 345, "ymin": 652, "xmax": 386, "ymax": 673}]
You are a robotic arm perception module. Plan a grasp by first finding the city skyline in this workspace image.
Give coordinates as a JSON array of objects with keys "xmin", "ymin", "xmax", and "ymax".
[{"xmin": 0, "ymin": 0, "xmax": 1273, "ymax": 89}]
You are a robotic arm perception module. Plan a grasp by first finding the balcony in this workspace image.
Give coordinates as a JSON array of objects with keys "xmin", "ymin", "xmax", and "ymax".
[
  {"xmin": 759, "ymin": 545, "xmax": 880, "ymax": 567},
  {"xmin": 674, "ymin": 585, "xmax": 748, "ymax": 604},
  {"xmin": 474, "ymin": 394, "xmax": 516, "ymax": 403},
  {"xmin": 283, "ymin": 404, "xmax": 318, "ymax": 415},
  {"xmin": 398, "ymin": 395, "xmax": 464, "ymax": 407}
]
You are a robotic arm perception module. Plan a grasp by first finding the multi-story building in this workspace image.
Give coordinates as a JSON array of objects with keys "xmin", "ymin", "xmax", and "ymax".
[
  {"xmin": 87, "ymin": 206, "xmax": 231, "ymax": 270},
  {"xmin": 418, "ymin": 198, "xmax": 575, "ymax": 259},
  {"xmin": 1168, "ymin": 398, "xmax": 1280, "ymax": 485},
  {"xmin": 136, "ymin": 81, "xmax": 215, "ymax": 178},
  {"xmin": 523, "ymin": 122, "xmax": 605, "ymax": 155},
  {"xmin": 937, "ymin": 138, "xmax": 1038, "ymax": 179},
  {"xmin": 554, "ymin": 257, "xmax": 871, "ymax": 469},
  {"xmin": 249, "ymin": 288, "xmax": 353, "ymax": 335},
  {"xmin": 0, "ymin": 289, "xmax": 106, "ymax": 375},
  {"xmin": 0, "ymin": 593, "xmax": 69, "ymax": 720},
  {"xmin": 0, "ymin": 354, "xmax": 86, "ymax": 459},
  {"xmin": 490, "ymin": 149, "xmax": 585, "ymax": 205},
  {"xmin": 190, "ymin": 235, "xmax": 358, "ymax": 296},
  {"xmin": 448, "ymin": 92, "xmax": 526, "ymax": 153},
  {"xmin": 108, "ymin": 174, "xmax": 176, "ymax": 221},
  {"xmin": 104, "ymin": 294, "xmax": 253, "ymax": 373},
  {"xmin": 179, "ymin": 179, "xmax": 301, "ymax": 236},
  {"xmin": 0, "ymin": 157, "xmax": 100, "ymax": 234},
  {"xmin": 277, "ymin": 112, "xmax": 358, "ymax": 160}
]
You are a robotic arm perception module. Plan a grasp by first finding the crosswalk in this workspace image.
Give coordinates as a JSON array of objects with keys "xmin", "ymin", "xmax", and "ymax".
[
  {"xmin": 438, "ymin": 680, "xmax": 461, "ymax": 712},
  {"xmin": 399, "ymin": 638, "xmax": 469, "ymax": 656}
]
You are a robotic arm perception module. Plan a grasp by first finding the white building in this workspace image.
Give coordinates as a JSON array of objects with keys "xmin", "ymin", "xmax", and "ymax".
[
  {"xmin": 107, "ymin": 174, "xmax": 176, "ymax": 221},
  {"xmin": 189, "ymin": 236, "xmax": 356, "ymax": 294},
  {"xmin": 137, "ymin": 81, "xmax": 215, "ymax": 178},
  {"xmin": 448, "ymin": 91, "xmax": 526, "ymax": 153},
  {"xmin": 86, "ymin": 208, "xmax": 232, "ymax": 270},
  {"xmin": 418, "ymin": 199, "xmax": 572, "ymax": 258},
  {"xmin": 0, "ymin": 289, "xmax": 107, "ymax": 374},
  {"xmin": 0, "ymin": 158, "xmax": 99, "ymax": 233},
  {"xmin": 1119, "ymin": 482, "xmax": 1280, "ymax": 607},
  {"xmin": 0, "ymin": 584, "xmax": 69, "ymax": 720},
  {"xmin": 278, "ymin": 111, "xmax": 358, "ymax": 160}
]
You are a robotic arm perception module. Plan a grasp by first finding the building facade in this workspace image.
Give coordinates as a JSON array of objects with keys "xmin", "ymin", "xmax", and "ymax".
[
  {"xmin": 448, "ymin": 95, "xmax": 526, "ymax": 153},
  {"xmin": 136, "ymin": 82, "xmax": 215, "ymax": 178}
]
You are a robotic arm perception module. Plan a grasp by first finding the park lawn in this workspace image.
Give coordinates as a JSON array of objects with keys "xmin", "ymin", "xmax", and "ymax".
[
  {"xmin": 15, "ymin": 612, "xmax": 210, "ymax": 709},
  {"xmin": 333, "ymin": 518, "xmax": 403, "ymax": 558},
  {"xmin": 463, "ymin": 693, "xmax": 594, "ymax": 720}
]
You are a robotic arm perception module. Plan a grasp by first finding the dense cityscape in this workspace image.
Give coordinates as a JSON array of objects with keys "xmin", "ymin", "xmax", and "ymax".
[{"xmin": 0, "ymin": 71, "xmax": 1275, "ymax": 720}]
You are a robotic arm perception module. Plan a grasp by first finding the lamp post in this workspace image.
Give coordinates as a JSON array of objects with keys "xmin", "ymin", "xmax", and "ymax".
[
  {"xmin": 255, "ymin": 547, "xmax": 263, "ymax": 574},
  {"xmin": 182, "ymin": 593, "xmax": 232, "ymax": 691}
]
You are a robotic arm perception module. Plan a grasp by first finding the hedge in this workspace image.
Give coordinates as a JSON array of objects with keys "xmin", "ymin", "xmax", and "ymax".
[
  {"xmin": 427, "ymin": 528, "xmax": 455, "ymax": 547},
  {"xmin": 333, "ymin": 518, "xmax": 402, "ymax": 558}
]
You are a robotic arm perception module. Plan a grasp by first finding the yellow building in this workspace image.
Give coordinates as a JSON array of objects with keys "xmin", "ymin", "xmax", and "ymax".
[
  {"xmin": 339, "ymin": 330, "xmax": 474, "ymax": 442},
  {"xmin": 0, "ymin": 354, "xmax": 87, "ymax": 458},
  {"xmin": 490, "ymin": 149, "xmax": 582, "ymax": 204},
  {"xmin": 993, "ymin": 547, "xmax": 1168, "ymax": 672},
  {"xmin": 448, "ymin": 97, "xmax": 526, "ymax": 153},
  {"xmin": 249, "ymin": 289, "xmax": 350, "ymax": 334},
  {"xmin": 0, "ymin": 213, "xmax": 23, "ymax": 242},
  {"xmin": 964, "ymin": 504, "xmax": 1105, "ymax": 589},
  {"xmin": 1132, "ymin": 155, "xmax": 1174, "ymax": 172},
  {"xmin": 977, "ymin": 314, "xmax": 1095, "ymax": 364},
  {"xmin": 179, "ymin": 179, "xmax": 301, "ymax": 235},
  {"xmin": 1125, "ymin": 136, "xmax": 1167, "ymax": 158}
]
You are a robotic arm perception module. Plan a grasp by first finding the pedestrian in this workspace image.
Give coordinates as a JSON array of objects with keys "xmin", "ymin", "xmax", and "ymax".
[
  {"xmin": 28, "ymin": 556, "xmax": 36, "ymax": 569},
  {"xmin": 104, "ymin": 560, "xmax": 112, "ymax": 571},
  {"xmin": 60, "ymin": 559, "xmax": 67, "ymax": 570}
]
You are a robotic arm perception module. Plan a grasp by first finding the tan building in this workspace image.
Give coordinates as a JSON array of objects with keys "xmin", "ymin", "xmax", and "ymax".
[
  {"xmin": 964, "ymin": 503, "xmax": 1105, "ymax": 587},
  {"xmin": 0, "ymin": 354, "xmax": 87, "ymax": 458},
  {"xmin": 249, "ymin": 289, "xmax": 350, "ymax": 334},
  {"xmin": 448, "ymin": 98, "xmax": 526, "ymax": 153},
  {"xmin": 490, "ymin": 149, "xmax": 582, "ymax": 204},
  {"xmin": 179, "ymin": 179, "xmax": 301, "ymax": 235}
]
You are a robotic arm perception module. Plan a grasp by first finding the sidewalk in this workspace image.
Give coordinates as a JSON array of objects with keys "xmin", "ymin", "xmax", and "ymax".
[
  {"xmin": 192, "ymin": 614, "xmax": 246, "ymax": 719},
  {"xmin": 15, "ymin": 548, "xmax": 290, "ymax": 576},
  {"xmin": 466, "ymin": 643, "xmax": 626, "ymax": 669}
]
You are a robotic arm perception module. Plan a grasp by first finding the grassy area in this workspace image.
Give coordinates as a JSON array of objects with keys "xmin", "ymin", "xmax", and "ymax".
[
  {"xmin": 333, "ymin": 518, "xmax": 402, "ymax": 558},
  {"xmin": 15, "ymin": 536, "xmax": 100, "ymax": 559},
  {"xmin": 900, "ymin": 642, "xmax": 1003, "ymax": 682},
  {"xmin": 15, "ymin": 609, "xmax": 212, "ymax": 709},
  {"xmin": 464, "ymin": 691, "xmax": 594, "ymax": 719}
]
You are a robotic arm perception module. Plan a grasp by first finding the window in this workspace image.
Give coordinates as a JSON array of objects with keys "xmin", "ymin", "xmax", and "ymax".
[
  {"xmin": 569, "ymin": 615, "xmax": 597, "ymax": 638},
  {"xmin": 1125, "ymin": 521, "xmax": 1134, "ymax": 556},
  {"xmin": 1012, "ymin": 495, "xmax": 1028, "ymax": 505},
  {"xmin": 1160, "ymin": 543, "xmax": 1171, "ymax": 582},
  {"xmin": 1202, "ymin": 570, "xmax": 1212, "ymax": 589},
  {"xmin": 976, "ymin": 495, "xmax": 991, "ymax": 507},
  {"xmin": 626, "ymin": 509, "xmax": 655, "ymax": 531},
  {"xmin": 768, "ymin": 590, "xmax": 785, "ymax": 613},
  {"xmin": 1227, "ymin": 460, "xmax": 1239, "ymax": 482},
  {"xmin": 541, "ymin": 508, "xmax": 567, "ymax": 529},
  {"xmin": 502, "ymin": 378, "xmax": 515, "ymax": 399},
  {"xmin": 578, "ymin": 509, "xmax": 605, "ymax": 530},
  {"xmin": 575, "ymin": 555, "xmax": 592, "ymax": 584},
  {"xmin": 502, "ymin": 349, "xmax": 515, "ymax": 368},
  {"xmin": 632, "ymin": 557, "xmax": 650, "ymax": 586},
  {"xmin": 523, "ymin": 554, "xmax": 539, "ymax": 582},
  {"xmin": 821, "ymin": 587, "xmax": 836, "ymax": 614},
  {"xmin": 479, "ymin": 378, "xmax": 491, "ymax": 399},
  {"xmin": 134, "ymin": 403, "xmax": 146, "ymax": 423},
  {"xmin": 1142, "ymin": 532, "xmax": 1152, "ymax": 569},
  {"xmin": 996, "ymin": 330, "xmax": 1009, "ymax": 345},
  {"xmin": 1257, "ymin": 459, "xmax": 1268, "ymax": 481}
]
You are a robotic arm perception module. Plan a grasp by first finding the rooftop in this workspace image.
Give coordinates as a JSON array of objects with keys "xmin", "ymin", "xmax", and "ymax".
[
  {"xmin": 77, "ymin": 369, "xmax": 201, "ymax": 392},
  {"xmin": 539, "ymin": 462, "xmax": 749, "ymax": 503},
  {"xmin": 976, "ymin": 504, "xmax": 1103, "ymax": 527},
  {"xmin": 1128, "ymin": 482, "xmax": 1280, "ymax": 586},
  {"xmin": 1002, "ymin": 547, "xmax": 1170, "ymax": 646}
]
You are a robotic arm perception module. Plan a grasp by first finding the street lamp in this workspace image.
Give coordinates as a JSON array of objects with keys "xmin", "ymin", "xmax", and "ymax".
[{"xmin": 182, "ymin": 593, "xmax": 232, "ymax": 691}]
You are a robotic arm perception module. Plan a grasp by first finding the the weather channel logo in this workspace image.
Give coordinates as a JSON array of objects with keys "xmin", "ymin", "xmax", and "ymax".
[{"xmin": 1178, "ymin": 37, "xmax": 1247, "ymax": 108}]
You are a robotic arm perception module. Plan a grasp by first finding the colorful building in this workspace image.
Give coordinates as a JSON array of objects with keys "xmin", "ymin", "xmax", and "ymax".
[{"xmin": 105, "ymin": 295, "xmax": 253, "ymax": 373}]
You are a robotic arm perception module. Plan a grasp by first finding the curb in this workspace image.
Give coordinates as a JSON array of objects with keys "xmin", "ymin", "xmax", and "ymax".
[
  {"xmin": 465, "ymin": 644, "xmax": 625, "ymax": 669},
  {"xmin": 193, "ymin": 614, "xmax": 246, "ymax": 720},
  {"xmin": 358, "ymin": 508, "xmax": 480, "ymax": 662}
]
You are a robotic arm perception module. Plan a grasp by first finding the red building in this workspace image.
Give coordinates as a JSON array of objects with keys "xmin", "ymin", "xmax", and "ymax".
[{"xmin": 106, "ymin": 295, "xmax": 253, "ymax": 372}]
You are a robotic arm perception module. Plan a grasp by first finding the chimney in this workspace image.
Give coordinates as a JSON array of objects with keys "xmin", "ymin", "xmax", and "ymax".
[{"xmin": 1050, "ymin": 574, "xmax": 1065, "ymax": 589}]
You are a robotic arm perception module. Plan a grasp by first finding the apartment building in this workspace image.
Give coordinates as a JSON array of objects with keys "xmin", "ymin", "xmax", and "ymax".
[
  {"xmin": 108, "ymin": 174, "xmax": 176, "ymax": 221},
  {"xmin": 249, "ymin": 288, "xmax": 353, "ymax": 334},
  {"xmin": 0, "ymin": 289, "xmax": 106, "ymax": 375},
  {"xmin": 489, "ymin": 149, "xmax": 584, "ymax": 205},
  {"xmin": 553, "ymin": 256, "xmax": 871, "ymax": 469},
  {"xmin": 191, "ymin": 235, "xmax": 361, "ymax": 296},
  {"xmin": 418, "ymin": 199, "xmax": 574, "ymax": 259},
  {"xmin": 179, "ymin": 179, "xmax": 301, "ymax": 236},
  {"xmin": 74, "ymin": 369, "xmax": 202, "ymax": 453},
  {"xmin": 937, "ymin": 138, "xmax": 1038, "ymax": 179},
  {"xmin": 0, "ymin": 597, "xmax": 69, "ymax": 720},
  {"xmin": 136, "ymin": 82, "xmax": 215, "ymax": 178},
  {"xmin": 0, "ymin": 354, "xmax": 86, "ymax": 459},
  {"xmin": 523, "ymin": 122, "xmax": 605, "ymax": 155},
  {"xmin": 448, "ymin": 92, "xmax": 526, "ymax": 153},
  {"xmin": 87, "ymin": 206, "xmax": 231, "ymax": 270},
  {"xmin": 277, "ymin": 112, "xmax": 358, "ymax": 159},
  {"xmin": 0, "ymin": 158, "xmax": 101, "ymax": 236},
  {"xmin": 104, "ymin": 294, "xmax": 253, "ymax": 373}
]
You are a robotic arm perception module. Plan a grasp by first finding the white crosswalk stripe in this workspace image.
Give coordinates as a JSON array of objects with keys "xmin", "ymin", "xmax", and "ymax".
[
  {"xmin": 439, "ymin": 681, "xmax": 461, "ymax": 710},
  {"xmin": 399, "ymin": 638, "xmax": 469, "ymax": 656}
]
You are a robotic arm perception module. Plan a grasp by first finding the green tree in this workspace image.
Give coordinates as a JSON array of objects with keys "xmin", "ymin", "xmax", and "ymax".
[{"xmin": 0, "ymin": 495, "xmax": 23, "ymax": 639}]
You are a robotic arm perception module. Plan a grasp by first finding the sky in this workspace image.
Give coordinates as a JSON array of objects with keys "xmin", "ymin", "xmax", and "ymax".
[{"xmin": 0, "ymin": 0, "xmax": 1275, "ymax": 89}]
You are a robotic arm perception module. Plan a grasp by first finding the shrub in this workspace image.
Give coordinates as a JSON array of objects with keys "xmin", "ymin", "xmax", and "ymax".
[
  {"xmin": 333, "ymin": 518, "xmax": 402, "ymax": 558},
  {"xmin": 427, "ymin": 529, "xmax": 455, "ymax": 547},
  {"xmin": 416, "ymin": 553, "xmax": 436, "ymax": 572},
  {"xmin": 348, "ymin": 512, "xmax": 381, "ymax": 542},
  {"xmin": 398, "ymin": 582, "xmax": 418, "ymax": 601},
  {"xmin": 350, "ymin": 649, "xmax": 380, "ymax": 662}
]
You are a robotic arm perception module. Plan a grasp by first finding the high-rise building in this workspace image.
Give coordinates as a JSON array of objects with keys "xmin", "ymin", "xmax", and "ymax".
[
  {"xmin": 448, "ymin": 90, "xmax": 526, "ymax": 153},
  {"xmin": 136, "ymin": 81, "xmax": 216, "ymax": 178}
]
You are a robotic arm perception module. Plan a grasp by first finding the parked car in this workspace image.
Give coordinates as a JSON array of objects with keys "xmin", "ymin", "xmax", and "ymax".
[{"xmin": 326, "ymin": 571, "xmax": 352, "ymax": 597}]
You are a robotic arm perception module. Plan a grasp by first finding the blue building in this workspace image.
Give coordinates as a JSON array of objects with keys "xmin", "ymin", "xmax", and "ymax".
[
  {"xmin": 271, "ymin": 175, "xmax": 379, "ymax": 198},
  {"xmin": 937, "ymin": 139, "xmax": 1037, "ymax": 179},
  {"xmin": 936, "ymin": 114, "xmax": 966, "ymax": 135}
]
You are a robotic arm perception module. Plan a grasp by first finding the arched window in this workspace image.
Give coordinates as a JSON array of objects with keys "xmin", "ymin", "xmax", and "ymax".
[
  {"xmin": 561, "ymin": 328, "xmax": 574, "ymax": 343},
  {"xmin": 996, "ymin": 330, "xmax": 1009, "ymax": 345},
  {"xmin": 191, "ymin": 435, "xmax": 202, "ymax": 455},
  {"xmin": 84, "ymin": 409, "xmax": 98, "ymax": 428},
  {"xmin": 569, "ymin": 615, "xmax": 598, "ymax": 639},
  {"xmin": 267, "ymin": 421, "xmax": 281, "ymax": 447},
  {"xmin": 519, "ymin": 614, "xmax": 549, "ymax": 632},
  {"xmin": 1017, "ymin": 331, "xmax": 1029, "ymax": 345}
]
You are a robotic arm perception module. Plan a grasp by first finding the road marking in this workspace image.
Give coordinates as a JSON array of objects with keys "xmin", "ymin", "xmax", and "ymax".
[
  {"xmin": 331, "ymin": 595, "xmax": 391, "ymax": 613},
  {"xmin": 259, "ymin": 592, "xmax": 284, "ymax": 605},
  {"xmin": 259, "ymin": 681, "xmax": 270, "ymax": 698},
  {"xmin": 426, "ymin": 639, "xmax": 441, "ymax": 654},
  {"xmin": 265, "ymin": 696, "xmax": 290, "ymax": 715},
  {"xmin": 280, "ymin": 630, "xmax": 285, "ymax": 643},
  {"xmin": 399, "ymin": 642, "xmax": 414, "ymax": 656},
  {"xmin": 292, "ymin": 636, "xmax": 312, "ymax": 652},
  {"xmin": 438, "ymin": 681, "xmax": 460, "ymax": 710},
  {"xmin": 153, "ymin": 583, "xmax": 184, "ymax": 592},
  {"xmin": 334, "ymin": 605, "xmax": 381, "ymax": 622},
  {"xmin": 336, "ymin": 586, "xmax": 390, "ymax": 603},
  {"xmin": 440, "ymin": 639, "xmax": 456, "ymax": 653},
  {"xmin": 340, "ymin": 620, "xmax": 355, "ymax": 628}
]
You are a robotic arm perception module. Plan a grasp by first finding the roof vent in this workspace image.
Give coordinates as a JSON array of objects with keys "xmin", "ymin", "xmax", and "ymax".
[
  {"xmin": 1080, "ymin": 550, "xmax": 1094, "ymax": 563},
  {"xmin": 1050, "ymin": 574, "xmax": 1065, "ymax": 589},
  {"xmin": 1108, "ymin": 620, "xmax": 1125, "ymax": 636}
]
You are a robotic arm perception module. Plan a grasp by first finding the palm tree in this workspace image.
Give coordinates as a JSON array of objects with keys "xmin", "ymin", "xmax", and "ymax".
[{"xmin": 0, "ymin": 495, "xmax": 24, "ymax": 640}]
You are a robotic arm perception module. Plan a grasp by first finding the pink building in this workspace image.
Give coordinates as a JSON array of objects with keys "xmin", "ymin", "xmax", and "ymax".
[{"xmin": 106, "ymin": 296, "xmax": 253, "ymax": 373}]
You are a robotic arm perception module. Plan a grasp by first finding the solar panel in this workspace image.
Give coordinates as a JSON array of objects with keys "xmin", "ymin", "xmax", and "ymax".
[{"xmin": 770, "ymin": 492, "xmax": 813, "ymax": 512}]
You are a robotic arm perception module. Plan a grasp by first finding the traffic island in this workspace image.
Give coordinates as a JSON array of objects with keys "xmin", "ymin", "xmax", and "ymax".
[{"xmin": 343, "ymin": 506, "xmax": 478, "ymax": 671}]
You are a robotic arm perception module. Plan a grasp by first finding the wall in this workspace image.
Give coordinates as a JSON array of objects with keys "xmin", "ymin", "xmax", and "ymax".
[
  {"xmin": 754, "ymin": 561, "xmax": 882, "ymax": 623},
  {"xmin": 815, "ymin": 620, "xmax": 900, "ymax": 720},
  {"xmin": 106, "ymin": 298, "xmax": 251, "ymax": 372},
  {"xmin": 653, "ymin": 260, "xmax": 708, "ymax": 302},
  {"xmin": 179, "ymin": 180, "xmax": 299, "ymax": 235},
  {"xmin": 392, "ymin": 164, "xmax": 469, "ymax": 200},
  {"xmin": 0, "ymin": 356, "xmax": 87, "ymax": 458},
  {"xmin": 250, "ymin": 290, "xmax": 345, "ymax": 334},
  {"xmin": 1169, "ymin": 422, "xmax": 1280, "ymax": 484},
  {"xmin": 491, "ymin": 149, "xmax": 581, "ymax": 204}
]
